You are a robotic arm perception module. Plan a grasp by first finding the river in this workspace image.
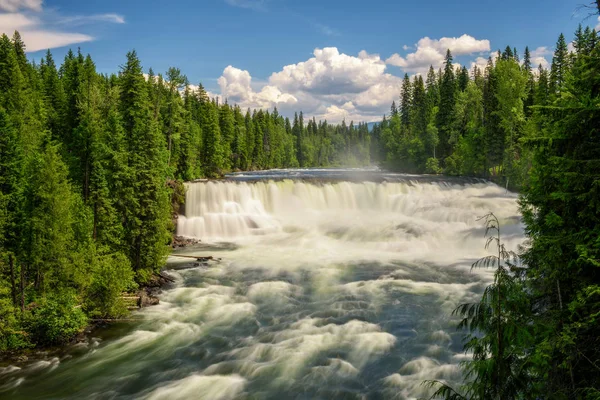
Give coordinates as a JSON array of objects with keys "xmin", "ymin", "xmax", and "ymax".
[{"xmin": 0, "ymin": 169, "xmax": 524, "ymax": 400}]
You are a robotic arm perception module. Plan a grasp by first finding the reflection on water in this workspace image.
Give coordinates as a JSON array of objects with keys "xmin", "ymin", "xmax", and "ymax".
[{"xmin": 1, "ymin": 170, "xmax": 523, "ymax": 400}]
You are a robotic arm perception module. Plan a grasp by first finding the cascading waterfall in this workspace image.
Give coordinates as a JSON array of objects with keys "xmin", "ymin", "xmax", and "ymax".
[{"xmin": 2, "ymin": 173, "xmax": 524, "ymax": 400}]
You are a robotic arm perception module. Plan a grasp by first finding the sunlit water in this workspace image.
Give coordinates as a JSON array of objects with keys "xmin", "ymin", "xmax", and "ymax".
[{"xmin": 1, "ymin": 169, "xmax": 524, "ymax": 400}]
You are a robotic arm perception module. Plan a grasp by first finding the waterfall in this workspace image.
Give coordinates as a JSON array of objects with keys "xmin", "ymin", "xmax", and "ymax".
[{"xmin": 177, "ymin": 180, "xmax": 521, "ymax": 249}]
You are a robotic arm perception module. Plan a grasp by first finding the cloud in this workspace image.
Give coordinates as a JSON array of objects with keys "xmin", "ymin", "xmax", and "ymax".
[
  {"xmin": 224, "ymin": 0, "xmax": 268, "ymax": 11},
  {"xmin": 596, "ymin": 16, "xmax": 600, "ymax": 32},
  {"xmin": 0, "ymin": 2, "xmax": 123, "ymax": 52},
  {"xmin": 0, "ymin": 0, "xmax": 41, "ymax": 12},
  {"xmin": 386, "ymin": 34, "xmax": 490, "ymax": 74},
  {"xmin": 214, "ymin": 47, "xmax": 402, "ymax": 123},
  {"xmin": 530, "ymin": 46, "xmax": 551, "ymax": 69},
  {"xmin": 218, "ymin": 65, "xmax": 298, "ymax": 110},
  {"xmin": 470, "ymin": 56, "xmax": 490, "ymax": 72},
  {"xmin": 270, "ymin": 47, "xmax": 387, "ymax": 95},
  {"xmin": 314, "ymin": 22, "xmax": 339, "ymax": 37},
  {"xmin": 58, "ymin": 13, "xmax": 126, "ymax": 25}
]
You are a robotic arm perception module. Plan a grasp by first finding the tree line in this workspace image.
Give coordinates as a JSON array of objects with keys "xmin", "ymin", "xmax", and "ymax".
[
  {"xmin": 0, "ymin": 32, "xmax": 370, "ymax": 350},
  {"xmin": 371, "ymin": 27, "xmax": 596, "ymax": 191}
]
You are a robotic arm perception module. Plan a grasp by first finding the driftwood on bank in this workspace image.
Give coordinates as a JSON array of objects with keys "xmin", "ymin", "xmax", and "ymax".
[
  {"xmin": 117, "ymin": 272, "xmax": 176, "ymax": 311},
  {"xmin": 90, "ymin": 318, "xmax": 141, "ymax": 322},
  {"xmin": 171, "ymin": 255, "xmax": 222, "ymax": 262}
]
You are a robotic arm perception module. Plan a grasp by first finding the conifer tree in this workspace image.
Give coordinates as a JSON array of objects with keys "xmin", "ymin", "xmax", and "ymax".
[
  {"xmin": 400, "ymin": 73, "xmax": 412, "ymax": 133},
  {"xmin": 483, "ymin": 57, "xmax": 503, "ymax": 176},
  {"xmin": 164, "ymin": 67, "xmax": 186, "ymax": 173},
  {"xmin": 523, "ymin": 46, "xmax": 535, "ymax": 115},
  {"xmin": 244, "ymin": 109, "xmax": 255, "ymax": 169},
  {"xmin": 457, "ymin": 66, "xmax": 469, "ymax": 91},
  {"xmin": 535, "ymin": 64, "xmax": 550, "ymax": 106},
  {"xmin": 550, "ymin": 33, "xmax": 569, "ymax": 95},
  {"xmin": 436, "ymin": 50, "xmax": 456, "ymax": 161},
  {"xmin": 201, "ymin": 100, "xmax": 225, "ymax": 177}
]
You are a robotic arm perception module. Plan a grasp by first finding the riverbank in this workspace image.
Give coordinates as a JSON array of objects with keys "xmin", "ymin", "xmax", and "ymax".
[
  {"xmin": 0, "ymin": 271, "xmax": 174, "ymax": 366},
  {"xmin": 0, "ymin": 236, "xmax": 202, "ymax": 367}
]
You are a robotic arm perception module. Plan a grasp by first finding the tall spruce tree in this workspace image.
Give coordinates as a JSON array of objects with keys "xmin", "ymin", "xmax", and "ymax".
[
  {"xmin": 436, "ymin": 49, "xmax": 457, "ymax": 162},
  {"xmin": 550, "ymin": 33, "xmax": 569, "ymax": 96}
]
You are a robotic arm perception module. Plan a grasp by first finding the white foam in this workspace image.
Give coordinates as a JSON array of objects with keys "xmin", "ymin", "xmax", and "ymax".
[
  {"xmin": 246, "ymin": 281, "xmax": 297, "ymax": 302},
  {"xmin": 0, "ymin": 365, "xmax": 21, "ymax": 375},
  {"xmin": 384, "ymin": 356, "xmax": 462, "ymax": 399},
  {"xmin": 144, "ymin": 374, "xmax": 246, "ymax": 400}
]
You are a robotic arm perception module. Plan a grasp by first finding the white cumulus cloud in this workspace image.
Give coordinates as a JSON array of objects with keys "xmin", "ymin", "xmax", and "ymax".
[
  {"xmin": 386, "ymin": 34, "xmax": 490, "ymax": 74},
  {"xmin": 214, "ymin": 47, "xmax": 402, "ymax": 123},
  {"xmin": 269, "ymin": 47, "xmax": 387, "ymax": 95}
]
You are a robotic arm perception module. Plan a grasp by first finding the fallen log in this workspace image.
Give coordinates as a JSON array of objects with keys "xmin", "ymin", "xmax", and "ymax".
[
  {"xmin": 157, "ymin": 272, "xmax": 176, "ymax": 283},
  {"xmin": 171, "ymin": 255, "xmax": 222, "ymax": 262},
  {"xmin": 90, "ymin": 318, "xmax": 141, "ymax": 322}
]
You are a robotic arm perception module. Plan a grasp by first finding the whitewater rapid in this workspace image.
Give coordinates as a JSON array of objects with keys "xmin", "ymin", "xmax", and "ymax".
[{"xmin": 1, "ymin": 174, "xmax": 524, "ymax": 400}]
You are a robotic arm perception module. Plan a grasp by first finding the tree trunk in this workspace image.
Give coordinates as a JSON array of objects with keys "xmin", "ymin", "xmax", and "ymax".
[
  {"xmin": 93, "ymin": 201, "xmax": 98, "ymax": 240},
  {"xmin": 20, "ymin": 264, "xmax": 25, "ymax": 313},
  {"xmin": 84, "ymin": 158, "xmax": 90, "ymax": 202},
  {"xmin": 9, "ymin": 254, "xmax": 17, "ymax": 307}
]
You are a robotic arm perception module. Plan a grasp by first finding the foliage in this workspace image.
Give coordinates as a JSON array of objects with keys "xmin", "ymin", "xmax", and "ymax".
[
  {"xmin": 25, "ymin": 291, "xmax": 87, "ymax": 346},
  {"xmin": 425, "ymin": 157, "xmax": 442, "ymax": 174}
]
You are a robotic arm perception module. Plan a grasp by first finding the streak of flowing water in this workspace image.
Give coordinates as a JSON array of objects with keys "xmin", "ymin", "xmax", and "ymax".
[{"xmin": 1, "ymin": 170, "xmax": 524, "ymax": 400}]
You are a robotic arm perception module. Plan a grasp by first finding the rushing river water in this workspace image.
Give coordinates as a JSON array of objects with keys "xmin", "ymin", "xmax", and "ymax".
[{"xmin": 0, "ymin": 169, "xmax": 524, "ymax": 400}]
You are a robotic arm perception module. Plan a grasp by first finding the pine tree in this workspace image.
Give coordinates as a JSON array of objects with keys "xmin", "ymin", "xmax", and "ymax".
[
  {"xmin": 523, "ymin": 46, "xmax": 535, "ymax": 116},
  {"xmin": 293, "ymin": 112, "xmax": 303, "ymax": 167},
  {"xmin": 244, "ymin": 109, "xmax": 255, "ymax": 169},
  {"xmin": 502, "ymin": 45, "xmax": 514, "ymax": 60},
  {"xmin": 202, "ymin": 101, "xmax": 226, "ymax": 177},
  {"xmin": 411, "ymin": 76, "xmax": 427, "ymax": 137},
  {"xmin": 550, "ymin": 33, "xmax": 569, "ymax": 95},
  {"xmin": 390, "ymin": 100, "xmax": 398, "ymax": 116},
  {"xmin": 231, "ymin": 105, "xmax": 246, "ymax": 170},
  {"xmin": 483, "ymin": 57, "xmax": 503, "ymax": 176},
  {"xmin": 534, "ymin": 65, "xmax": 550, "ymax": 106},
  {"xmin": 436, "ymin": 50, "xmax": 456, "ymax": 161},
  {"xmin": 400, "ymin": 73, "xmax": 412, "ymax": 133},
  {"xmin": 11, "ymin": 32, "xmax": 30, "ymax": 84},
  {"xmin": 457, "ymin": 66, "xmax": 469, "ymax": 91},
  {"xmin": 164, "ymin": 67, "xmax": 186, "ymax": 173}
]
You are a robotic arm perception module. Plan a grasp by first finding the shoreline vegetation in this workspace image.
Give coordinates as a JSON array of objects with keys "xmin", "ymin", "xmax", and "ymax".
[{"xmin": 1, "ymin": 5, "xmax": 600, "ymax": 397}]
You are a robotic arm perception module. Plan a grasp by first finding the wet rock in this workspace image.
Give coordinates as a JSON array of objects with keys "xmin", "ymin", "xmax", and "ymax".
[
  {"xmin": 171, "ymin": 235, "xmax": 201, "ymax": 249},
  {"xmin": 137, "ymin": 289, "xmax": 160, "ymax": 308},
  {"xmin": 144, "ymin": 272, "xmax": 176, "ymax": 288}
]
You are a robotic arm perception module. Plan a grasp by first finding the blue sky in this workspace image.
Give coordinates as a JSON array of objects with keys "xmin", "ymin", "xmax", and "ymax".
[{"xmin": 1, "ymin": 0, "xmax": 599, "ymax": 122}]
